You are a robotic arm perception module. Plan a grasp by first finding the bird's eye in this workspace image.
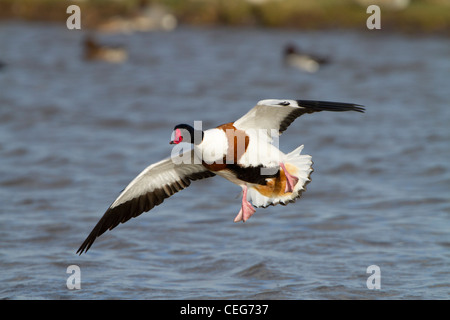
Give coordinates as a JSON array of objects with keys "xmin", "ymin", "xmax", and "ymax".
[{"xmin": 279, "ymin": 101, "xmax": 290, "ymax": 106}]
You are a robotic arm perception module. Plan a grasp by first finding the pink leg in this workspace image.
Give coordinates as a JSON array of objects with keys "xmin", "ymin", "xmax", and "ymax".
[
  {"xmin": 280, "ymin": 162, "xmax": 298, "ymax": 193},
  {"xmin": 233, "ymin": 185, "xmax": 256, "ymax": 223}
]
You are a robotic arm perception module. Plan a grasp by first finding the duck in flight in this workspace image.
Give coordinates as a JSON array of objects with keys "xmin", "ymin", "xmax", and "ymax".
[{"xmin": 77, "ymin": 99, "xmax": 364, "ymax": 254}]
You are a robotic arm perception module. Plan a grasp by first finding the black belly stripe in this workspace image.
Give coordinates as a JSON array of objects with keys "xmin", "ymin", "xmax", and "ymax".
[{"xmin": 226, "ymin": 164, "xmax": 280, "ymax": 185}]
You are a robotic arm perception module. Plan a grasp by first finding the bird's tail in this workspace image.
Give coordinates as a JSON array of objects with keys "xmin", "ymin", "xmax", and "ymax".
[{"xmin": 247, "ymin": 145, "xmax": 313, "ymax": 208}]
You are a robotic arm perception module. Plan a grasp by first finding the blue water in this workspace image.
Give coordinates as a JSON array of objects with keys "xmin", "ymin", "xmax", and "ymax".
[{"xmin": 0, "ymin": 21, "xmax": 449, "ymax": 299}]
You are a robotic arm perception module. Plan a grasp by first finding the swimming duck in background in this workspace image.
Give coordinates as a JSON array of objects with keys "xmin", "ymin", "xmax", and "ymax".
[
  {"xmin": 283, "ymin": 44, "xmax": 330, "ymax": 73},
  {"xmin": 83, "ymin": 35, "xmax": 128, "ymax": 63},
  {"xmin": 77, "ymin": 99, "xmax": 364, "ymax": 254}
]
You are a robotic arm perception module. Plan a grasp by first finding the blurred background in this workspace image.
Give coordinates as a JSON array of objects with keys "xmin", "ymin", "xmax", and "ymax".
[
  {"xmin": 1, "ymin": 0, "xmax": 450, "ymax": 33},
  {"xmin": 0, "ymin": 0, "xmax": 449, "ymax": 299}
]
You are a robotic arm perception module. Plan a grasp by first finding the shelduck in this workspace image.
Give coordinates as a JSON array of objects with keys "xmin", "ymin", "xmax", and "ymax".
[
  {"xmin": 284, "ymin": 44, "xmax": 330, "ymax": 73},
  {"xmin": 77, "ymin": 99, "xmax": 364, "ymax": 254},
  {"xmin": 83, "ymin": 35, "xmax": 127, "ymax": 63}
]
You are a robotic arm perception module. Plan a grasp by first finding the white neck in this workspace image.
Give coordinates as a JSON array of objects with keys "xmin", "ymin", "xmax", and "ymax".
[{"xmin": 194, "ymin": 129, "xmax": 228, "ymax": 164}]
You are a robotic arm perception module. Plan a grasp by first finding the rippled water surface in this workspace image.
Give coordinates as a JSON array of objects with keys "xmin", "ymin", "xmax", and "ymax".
[{"xmin": 0, "ymin": 21, "xmax": 449, "ymax": 299}]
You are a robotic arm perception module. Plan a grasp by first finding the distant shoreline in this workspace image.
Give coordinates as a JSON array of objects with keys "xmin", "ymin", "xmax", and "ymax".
[{"xmin": 0, "ymin": 0, "xmax": 449, "ymax": 35}]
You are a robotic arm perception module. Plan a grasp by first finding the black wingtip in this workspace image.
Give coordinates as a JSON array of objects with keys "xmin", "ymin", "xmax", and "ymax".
[
  {"xmin": 351, "ymin": 105, "xmax": 366, "ymax": 113},
  {"xmin": 76, "ymin": 218, "xmax": 108, "ymax": 255},
  {"xmin": 76, "ymin": 235, "xmax": 95, "ymax": 255},
  {"xmin": 76, "ymin": 244, "xmax": 88, "ymax": 255},
  {"xmin": 296, "ymin": 100, "xmax": 365, "ymax": 114}
]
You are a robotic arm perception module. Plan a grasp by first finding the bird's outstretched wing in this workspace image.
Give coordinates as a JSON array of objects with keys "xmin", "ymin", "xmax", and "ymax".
[
  {"xmin": 233, "ymin": 99, "xmax": 365, "ymax": 135},
  {"xmin": 77, "ymin": 150, "xmax": 215, "ymax": 254}
]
